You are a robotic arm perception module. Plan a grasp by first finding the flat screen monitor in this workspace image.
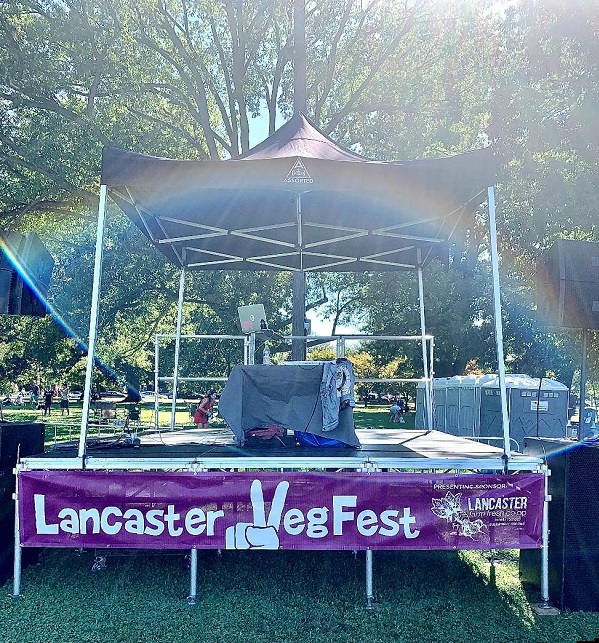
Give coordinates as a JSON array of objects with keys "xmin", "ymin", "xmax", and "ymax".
[{"xmin": 238, "ymin": 304, "xmax": 267, "ymax": 334}]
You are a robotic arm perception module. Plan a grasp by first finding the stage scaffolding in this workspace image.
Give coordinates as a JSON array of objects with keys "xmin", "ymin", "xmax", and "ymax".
[{"xmin": 150, "ymin": 331, "xmax": 435, "ymax": 432}]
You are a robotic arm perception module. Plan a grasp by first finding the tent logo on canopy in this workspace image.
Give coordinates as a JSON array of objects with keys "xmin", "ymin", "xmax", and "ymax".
[{"xmin": 284, "ymin": 158, "xmax": 313, "ymax": 184}]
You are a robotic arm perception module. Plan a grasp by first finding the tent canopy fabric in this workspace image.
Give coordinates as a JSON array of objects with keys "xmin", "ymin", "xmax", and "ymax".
[{"xmin": 101, "ymin": 113, "xmax": 495, "ymax": 272}]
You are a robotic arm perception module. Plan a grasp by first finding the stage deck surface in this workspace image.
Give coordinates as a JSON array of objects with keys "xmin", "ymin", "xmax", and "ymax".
[{"xmin": 40, "ymin": 427, "xmax": 528, "ymax": 463}]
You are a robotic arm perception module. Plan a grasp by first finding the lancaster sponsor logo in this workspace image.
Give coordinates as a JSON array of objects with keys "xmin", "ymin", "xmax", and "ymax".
[{"xmin": 467, "ymin": 496, "xmax": 528, "ymax": 511}]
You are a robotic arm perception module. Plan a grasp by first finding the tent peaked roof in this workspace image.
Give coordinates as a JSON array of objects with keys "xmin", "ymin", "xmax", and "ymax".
[
  {"xmin": 101, "ymin": 116, "xmax": 496, "ymax": 272},
  {"xmin": 237, "ymin": 112, "xmax": 367, "ymax": 162}
]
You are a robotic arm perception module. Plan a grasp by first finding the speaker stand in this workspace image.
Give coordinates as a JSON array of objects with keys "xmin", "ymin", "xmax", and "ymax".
[{"xmin": 579, "ymin": 328, "xmax": 589, "ymax": 442}]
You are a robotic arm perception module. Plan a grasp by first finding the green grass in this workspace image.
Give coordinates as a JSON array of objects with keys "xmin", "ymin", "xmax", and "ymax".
[
  {"xmin": 1, "ymin": 403, "xmax": 417, "ymax": 449},
  {"xmin": 0, "ymin": 401, "xmax": 211, "ymax": 447},
  {"xmin": 353, "ymin": 405, "xmax": 416, "ymax": 430},
  {"xmin": 1, "ymin": 548, "xmax": 598, "ymax": 643}
]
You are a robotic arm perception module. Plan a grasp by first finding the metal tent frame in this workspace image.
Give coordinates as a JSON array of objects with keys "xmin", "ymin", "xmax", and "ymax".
[{"xmin": 76, "ymin": 180, "xmax": 511, "ymax": 461}]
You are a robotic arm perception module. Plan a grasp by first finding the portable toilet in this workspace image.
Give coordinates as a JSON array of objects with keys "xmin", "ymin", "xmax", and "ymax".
[
  {"xmin": 416, "ymin": 374, "xmax": 495, "ymax": 433},
  {"xmin": 478, "ymin": 375, "xmax": 568, "ymax": 450},
  {"xmin": 443, "ymin": 374, "xmax": 495, "ymax": 436},
  {"xmin": 416, "ymin": 379, "xmax": 447, "ymax": 430},
  {"xmin": 432, "ymin": 380, "xmax": 447, "ymax": 430}
]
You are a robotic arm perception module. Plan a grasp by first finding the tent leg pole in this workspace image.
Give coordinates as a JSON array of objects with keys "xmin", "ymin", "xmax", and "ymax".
[
  {"xmin": 430, "ymin": 337, "xmax": 435, "ymax": 426},
  {"xmin": 170, "ymin": 268, "xmax": 185, "ymax": 431},
  {"xmin": 417, "ymin": 258, "xmax": 432, "ymax": 430},
  {"xmin": 12, "ymin": 466, "xmax": 21, "ymax": 598},
  {"xmin": 365, "ymin": 549, "xmax": 374, "ymax": 609},
  {"xmin": 187, "ymin": 548, "xmax": 198, "ymax": 605},
  {"xmin": 487, "ymin": 186, "xmax": 511, "ymax": 459},
  {"xmin": 78, "ymin": 183, "xmax": 108, "ymax": 463},
  {"xmin": 154, "ymin": 336, "xmax": 160, "ymax": 429}
]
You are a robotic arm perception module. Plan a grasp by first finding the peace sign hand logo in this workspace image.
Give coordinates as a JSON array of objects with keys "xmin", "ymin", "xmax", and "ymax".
[{"xmin": 225, "ymin": 479, "xmax": 289, "ymax": 550}]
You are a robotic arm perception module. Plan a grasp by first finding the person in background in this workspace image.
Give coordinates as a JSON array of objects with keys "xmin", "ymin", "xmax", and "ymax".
[
  {"xmin": 398, "ymin": 396, "xmax": 406, "ymax": 420},
  {"xmin": 43, "ymin": 387, "xmax": 54, "ymax": 416},
  {"xmin": 31, "ymin": 383, "xmax": 39, "ymax": 407},
  {"xmin": 59, "ymin": 383, "xmax": 70, "ymax": 416},
  {"xmin": 193, "ymin": 390, "xmax": 217, "ymax": 428},
  {"xmin": 389, "ymin": 401, "xmax": 402, "ymax": 423}
]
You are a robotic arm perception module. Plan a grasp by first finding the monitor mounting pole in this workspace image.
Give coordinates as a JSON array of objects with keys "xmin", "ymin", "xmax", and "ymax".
[{"xmin": 292, "ymin": 0, "xmax": 307, "ymax": 361}]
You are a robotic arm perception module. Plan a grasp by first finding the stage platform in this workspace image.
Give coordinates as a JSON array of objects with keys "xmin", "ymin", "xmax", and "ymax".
[{"xmin": 29, "ymin": 428, "xmax": 543, "ymax": 472}]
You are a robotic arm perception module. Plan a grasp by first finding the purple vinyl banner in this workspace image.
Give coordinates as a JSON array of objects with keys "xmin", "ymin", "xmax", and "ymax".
[{"xmin": 18, "ymin": 471, "xmax": 544, "ymax": 551}]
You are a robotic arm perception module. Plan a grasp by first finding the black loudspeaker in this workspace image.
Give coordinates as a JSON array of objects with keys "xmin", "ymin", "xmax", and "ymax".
[
  {"xmin": 0, "ymin": 422, "xmax": 46, "ymax": 521},
  {"xmin": 0, "ymin": 231, "xmax": 54, "ymax": 317},
  {"xmin": 0, "ymin": 423, "xmax": 45, "ymax": 584},
  {"xmin": 519, "ymin": 437, "xmax": 599, "ymax": 611},
  {"xmin": 537, "ymin": 239, "xmax": 599, "ymax": 329}
]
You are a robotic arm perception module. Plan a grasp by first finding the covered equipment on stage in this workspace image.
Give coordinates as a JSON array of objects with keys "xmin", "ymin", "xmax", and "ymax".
[{"xmin": 218, "ymin": 361, "xmax": 359, "ymax": 447}]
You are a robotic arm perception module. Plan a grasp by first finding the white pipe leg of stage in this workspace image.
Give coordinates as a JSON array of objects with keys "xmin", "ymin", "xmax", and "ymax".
[
  {"xmin": 365, "ymin": 549, "xmax": 374, "ymax": 609},
  {"xmin": 187, "ymin": 548, "xmax": 198, "ymax": 605},
  {"xmin": 170, "ymin": 269, "xmax": 186, "ymax": 431},
  {"xmin": 487, "ymin": 187, "xmax": 511, "ymax": 459},
  {"xmin": 78, "ymin": 184, "xmax": 108, "ymax": 460},
  {"xmin": 417, "ymin": 260, "xmax": 432, "ymax": 430},
  {"xmin": 12, "ymin": 467, "xmax": 21, "ymax": 597}
]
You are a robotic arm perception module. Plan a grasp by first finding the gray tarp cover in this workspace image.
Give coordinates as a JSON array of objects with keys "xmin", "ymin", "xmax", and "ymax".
[
  {"xmin": 100, "ymin": 113, "xmax": 496, "ymax": 272},
  {"xmin": 218, "ymin": 364, "xmax": 360, "ymax": 447}
]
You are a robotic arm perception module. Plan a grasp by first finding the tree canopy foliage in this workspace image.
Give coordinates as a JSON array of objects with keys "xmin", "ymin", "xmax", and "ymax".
[{"xmin": 1, "ymin": 0, "xmax": 597, "ymax": 393}]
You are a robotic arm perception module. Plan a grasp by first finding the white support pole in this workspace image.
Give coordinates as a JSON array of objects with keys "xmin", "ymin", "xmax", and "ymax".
[
  {"xmin": 430, "ymin": 336, "xmax": 435, "ymax": 427},
  {"xmin": 292, "ymin": 193, "xmax": 306, "ymax": 361},
  {"xmin": 579, "ymin": 329, "xmax": 588, "ymax": 441},
  {"xmin": 417, "ymin": 257, "xmax": 432, "ymax": 431},
  {"xmin": 170, "ymin": 268, "xmax": 186, "ymax": 431},
  {"xmin": 78, "ymin": 184, "xmax": 109, "ymax": 461},
  {"xmin": 248, "ymin": 332, "xmax": 256, "ymax": 365},
  {"xmin": 187, "ymin": 548, "xmax": 198, "ymax": 605},
  {"xmin": 154, "ymin": 335, "xmax": 160, "ymax": 429},
  {"xmin": 365, "ymin": 549, "xmax": 374, "ymax": 609},
  {"xmin": 487, "ymin": 186, "xmax": 511, "ymax": 458},
  {"xmin": 540, "ymin": 466, "xmax": 551, "ymax": 605},
  {"xmin": 12, "ymin": 467, "xmax": 22, "ymax": 597}
]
